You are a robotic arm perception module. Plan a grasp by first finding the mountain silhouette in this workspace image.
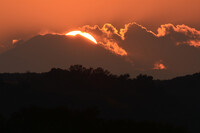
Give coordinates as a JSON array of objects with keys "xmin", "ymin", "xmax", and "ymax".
[
  {"xmin": 0, "ymin": 34, "xmax": 181, "ymax": 79},
  {"xmin": 0, "ymin": 34, "xmax": 133, "ymax": 74}
]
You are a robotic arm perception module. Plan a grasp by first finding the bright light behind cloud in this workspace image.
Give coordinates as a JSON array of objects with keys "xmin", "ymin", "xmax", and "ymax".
[
  {"xmin": 153, "ymin": 63, "xmax": 167, "ymax": 70},
  {"xmin": 12, "ymin": 39, "xmax": 19, "ymax": 44},
  {"xmin": 66, "ymin": 31, "xmax": 97, "ymax": 44}
]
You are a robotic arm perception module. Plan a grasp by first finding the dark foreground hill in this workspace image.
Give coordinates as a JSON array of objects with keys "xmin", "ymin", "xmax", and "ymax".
[{"xmin": 0, "ymin": 65, "xmax": 200, "ymax": 132}]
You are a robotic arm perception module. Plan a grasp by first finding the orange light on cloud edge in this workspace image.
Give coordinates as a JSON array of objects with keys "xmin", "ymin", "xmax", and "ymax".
[
  {"xmin": 12, "ymin": 39, "xmax": 19, "ymax": 44},
  {"xmin": 66, "ymin": 31, "xmax": 97, "ymax": 44},
  {"xmin": 153, "ymin": 63, "xmax": 167, "ymax": 70},
  {"xmin": 65, "ymin": 30, "xmax": 127, "ymax": 56}
]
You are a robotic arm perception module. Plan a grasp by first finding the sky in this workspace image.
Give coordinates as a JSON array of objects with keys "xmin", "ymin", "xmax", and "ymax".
[
  {"xmin": 1, "ymin": 0, "xmax": 200, "ymax": 40},
  {"xmin": 0, "ymin": 0, "xmax": 200, "ymax": 78},
  {"xmin": 1, "ymin": 0, "xmax": 200, "ymax": 35}
]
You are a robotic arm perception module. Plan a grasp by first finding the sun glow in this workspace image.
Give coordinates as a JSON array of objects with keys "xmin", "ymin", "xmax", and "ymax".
[
  {"xmin": 153, "ymin": 63, "xmax": 167, "ymax": 70},
  {"xmin": 66, "ymin": 31, "xmax": 97, "ymax": 44},
  {"xmin": 12, "ymin": 39, "xmax": 19, "ymax": 44}
]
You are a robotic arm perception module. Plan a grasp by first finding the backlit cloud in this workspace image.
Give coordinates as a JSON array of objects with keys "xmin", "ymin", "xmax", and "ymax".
[
  {"xmin": 81, "ymin": 24, "xmax": 127, "ymax": 56},
  {"xmin": 81, "ymin": 22, "xmax": 200, "ymax": 76},
  {"xmin": 153, "ymin": 61, "xmax": 167, "ymax": 70},
  {"xmin": 1, "ymin": 22, "xmax": 200, "ymax": 79},
  {"xmin": 157, "ymin": 24, "xmax": 200, "ymax": 47}
]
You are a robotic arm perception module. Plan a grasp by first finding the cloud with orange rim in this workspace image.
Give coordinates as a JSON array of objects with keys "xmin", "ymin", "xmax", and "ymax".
[{"xmin": 78, "ymin": 22, "xmax": 200, "ymax": 74}]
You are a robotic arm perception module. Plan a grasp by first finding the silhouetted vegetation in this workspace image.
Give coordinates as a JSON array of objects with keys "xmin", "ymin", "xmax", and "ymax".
[
  {"xmin": 0, "ymin": 106, "xmax": 188, "ymax": 133},
  {"xmin": 1, "ymin": 65, "xmax": 200, "ymax": 132}
]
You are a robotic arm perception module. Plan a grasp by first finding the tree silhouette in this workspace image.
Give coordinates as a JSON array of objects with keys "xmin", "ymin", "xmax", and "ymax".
[{"xmin": 0, "ymin": 64, "xmax": 199, "ymax": 133}]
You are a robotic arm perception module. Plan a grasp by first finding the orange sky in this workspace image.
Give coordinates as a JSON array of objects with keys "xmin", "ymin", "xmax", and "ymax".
[
  {"xmin": 0, "ymin": 0, "xmax": 200, "ymax": 78},
  {"xmin": 1, "ymin": 0, "xmax": 200, "ymax": 30},
  {"xmin": 0, "ymin": 0, "xmax": 200, "ymax": 50}
]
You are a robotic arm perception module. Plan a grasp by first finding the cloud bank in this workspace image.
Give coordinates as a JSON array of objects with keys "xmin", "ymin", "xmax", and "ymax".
[
  {"xmin": 1, "ymin": 22, "xmax": 200, "ymax": 78},
  {"xmin": 80, "ymin": 22, "xmax": 200, "ymax": 75}
]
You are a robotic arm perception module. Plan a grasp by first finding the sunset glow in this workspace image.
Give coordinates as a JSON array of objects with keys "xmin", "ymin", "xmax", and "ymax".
[
  {"xmin": 153, "ymin": 63, "xmax": 167, "ymax": 70},
  {"xmin": 1, "ymin": 1, "xmax": 200, "ymax": 132},
  {"xmin": 12, "ymin": 40, "xmax": 19, "ymax": 44},
  {"xmin": 1, "ymin": 0, "xmax": 200, "ymax": 78},
  {"xmin": 66, "ymin": 31, "xmax": 97, "ymax": 44}
]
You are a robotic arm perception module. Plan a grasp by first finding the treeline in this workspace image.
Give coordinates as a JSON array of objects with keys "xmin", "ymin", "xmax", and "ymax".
[
  {"xmin": 0, "ymin": 65, "xmax": 200, "ymax": 132},
  {"xmin": 0, "ymin": 65, "xmax": 157, "ymax": 92},
  {"xmin": 0, "ymin": 106, "xmax": 188, "ymax": 133}
]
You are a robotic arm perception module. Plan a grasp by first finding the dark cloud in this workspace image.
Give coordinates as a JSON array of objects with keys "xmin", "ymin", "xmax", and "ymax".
[
  {"xmin": 0, "ymin": 34, "xmax": 133, "ymax": 75},
  {"xmin": 0, "ymin": 22, "xmax": 200, "ymax": 79},
  {"xmin": 81, "ymin": 24, "xmax": 127, "ymax": 56},
  {"xmin": 81, "ymin": 23, "xmax": 200, "ymax": 77},
  {"xmin": 157, "ymin": 24, "xmax": 200, "ymax": 46}
]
